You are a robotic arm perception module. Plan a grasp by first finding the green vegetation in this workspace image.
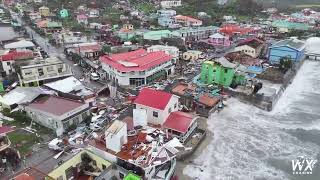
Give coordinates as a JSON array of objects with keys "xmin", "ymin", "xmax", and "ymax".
[
  {"xmin": 135, "ymin": 2, "xmax": 156, "ymax": 15},
  {"xmin": 279, "ymin": 57, "xmax": 293, "ymax": 72},
  {"xmin": 7, "ymin": 131, "xmax": 41, "ymax": 155}
]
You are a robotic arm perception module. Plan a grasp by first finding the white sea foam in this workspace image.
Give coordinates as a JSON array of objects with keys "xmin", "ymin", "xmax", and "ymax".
[{"xmin": 183, "ymin": 61, "xmax": 320, "ymax": 180}]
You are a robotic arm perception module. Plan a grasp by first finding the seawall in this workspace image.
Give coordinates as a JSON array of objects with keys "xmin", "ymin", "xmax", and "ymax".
[{"xmin": 225, "ymin": 59, "xmax": 305, "ymax": 111}]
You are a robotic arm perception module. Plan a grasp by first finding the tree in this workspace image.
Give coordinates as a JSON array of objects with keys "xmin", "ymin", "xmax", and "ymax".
[
  {"xmin": 102, "ymin": 45, "xmax": 111, "ymax": 55},
  {"xmin": 279, "ymin": 57, "xmax": 293, "ymax": 72}
]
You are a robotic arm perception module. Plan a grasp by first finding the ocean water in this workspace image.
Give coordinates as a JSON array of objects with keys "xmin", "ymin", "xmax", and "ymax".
[{"xmin": 184, "ymin": 60, "xmax": 320, "ymax": 180}]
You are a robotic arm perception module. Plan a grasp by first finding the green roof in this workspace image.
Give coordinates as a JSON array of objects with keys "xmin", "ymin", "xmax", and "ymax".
[
  {"xmin": 143, "ymin": 30, "xmax": 172, "ymax": 41},
  {"xmin": 124, "ymin": 173, "xmax": 141, "ymax": 180},
  {"xmin": 47, "ymin": 21, "xmax": 62, "ymax": 28},
  {"xmin": 271, "ymin": 20, "xmax": 309, "ymax": 30}
]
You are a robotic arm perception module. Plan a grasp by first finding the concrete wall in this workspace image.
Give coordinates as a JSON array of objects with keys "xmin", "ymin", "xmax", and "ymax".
[
  {"xmin": 48, "ymin": 150, "xmax": 111, "ymax": 180},
  {"xmin": 227, "ymin": 59, "xmax": 305, "ymax": 111}
]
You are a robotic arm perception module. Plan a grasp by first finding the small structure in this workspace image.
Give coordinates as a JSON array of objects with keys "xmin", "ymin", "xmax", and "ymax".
[
  {"xmin": 37, "ymin": 20, "xmax": 63, "ymax": 35},
  {"xmin": 52, "ymin": 31, "xmax": 88, "ymax": 45},
  {"xmin": 47, "ymin": 149, "xmax": 111, "ymax": 180},
  {"xmin": 77, "ymin": 14, "xmax": 89, "ymax": 25},
  {"xmin": 0, "ymin": 125, "xmax": 15, "ymax": 152},
  {"xmin": 208, "ymin": 33, "xmax": 231, "ymax": 47},
  {"xmin": 234, "ymin": 38, "xmax": 265, "ymax": 58},
  {"xmin": 163, "ymin": 111, "xmax": 198, "ymax": 143},
  {"xmin": 44, "ymin": 76, "xmax": 95, "ymax": 103},
  {"xmin": 174, "ymin": 15, "xmax": 202, "ymax": 27},
  {"xmin": 182, "ymin": 50, "xmax": 203, "ymax": 61},
  {"xmin": 105, "ymin": 120, "xmax": 128, "ymax": 153},
  {"xmin": 134, "ymin": 88, "xmax": 179, "ymax": 125},
  {"xmin": 161, "ymin": 0, "xmax": 182, "ymax": 8},
  {"xmin": 65, "ymin": 42, "xmax": 102, "ymax": 59},
  {"xmin": 147, "ymin": 45, "xmax": 179, "ymax": 60},
  {"xmin": 59, "ymin": 9, "xmax": 69, "ymax": 18},
  {"xmin": 24, "ymin": 95, "xmax": 90, "ymax": 136},
  {"xmin": 268, "ymin": 38, "xmax": 306, "ymax": 64},
  {"xmin": 0, "ymin": 87, "xmax": 45, "ymax": 110},
  {"xmin": 0, "ymin": 49, "xmax": 34, "ymax": 76},
  {"xmin": 39, "ymin": 6, "xmax": 50, "ymax": 17},
  {"xmin": 171, "ymin": 26, "xmax": 218, "ymax": 41}
]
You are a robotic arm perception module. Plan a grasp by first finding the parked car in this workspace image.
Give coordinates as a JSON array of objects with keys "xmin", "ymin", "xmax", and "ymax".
[
  {"xmin": 90, "ymin": 72, "xmax": 100, "ymax": 81},
  {"xmin": 48, "ymin": 138, "xmax": 64, "ymax": 151}
]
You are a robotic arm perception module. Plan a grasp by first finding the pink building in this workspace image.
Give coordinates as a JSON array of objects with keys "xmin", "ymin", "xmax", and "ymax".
[
  {"xmin": 208, "ymin": 33, "xmax": 231, "ymax": 47},
  {"xmin": 77, "ymin": 14, "xmax": 88, "ymax": 25}
]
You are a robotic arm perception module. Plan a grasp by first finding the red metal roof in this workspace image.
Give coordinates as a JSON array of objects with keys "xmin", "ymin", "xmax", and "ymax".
[
  {"xmin": 28, "ymin": 95, "xmax": 85, "ymax": 116},
  {"xmin": 163, "ymin": 111, "xmax": 194, "ymax": 133},
  {"xmin": 0, "ymin": 50, "xmax": 34, "ymax": 61},
  {"xmin": 134, "ymin": 88, "xmax": 173, "ymax": 110},
  {"xmin": 219, "ymin": 25, "xmax": 254, "ymax": 36},
  {"xmin": 0, "ymin": 125, "xmax": 15, "ymax": 135},
  {"xmin": 100, "ymin": 49, "xmax": 173, "ymax": 72}
]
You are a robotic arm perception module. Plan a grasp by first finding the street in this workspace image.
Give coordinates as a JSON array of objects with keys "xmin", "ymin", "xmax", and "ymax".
[{"xmin": 15, "ymin": 16, "xmax": 103, "ymax": 91}]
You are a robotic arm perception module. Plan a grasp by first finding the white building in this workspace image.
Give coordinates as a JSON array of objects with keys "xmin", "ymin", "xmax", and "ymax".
[
  {"xmin": 147, "ymin": 45, "xmax": 179, "ymax": 60},
  {"xmin": 24, "ymin": 95, "xmax": 90, "ymax": 136},
  {"xmin": 105, "ymin": 120, "xmax": 128, "ymax": 153},
  {"xmin": 19, "ymin": 57, "xmax": 73, "ymax": 86},
  {"xmin": 161, "ymin": 0, "xmax": 182, "ymax": 9},
  {"xmin": 100, "ymin": 49, "xmax": 175, "ymax": 87},
  {"xmin": 52, "ymin": 31, "xmax": 88, "ymax": 45},
  {"xmin": 134, "ymin": 88, "xmax": 179, "ymax": 125}
]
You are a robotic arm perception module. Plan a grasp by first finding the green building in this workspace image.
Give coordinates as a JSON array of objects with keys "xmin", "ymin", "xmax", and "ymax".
[
  {"xmin": 143, "ymin": 30, "xmax": 172, "ymax": 41},
  {"xmin": 200, "ymin": 58, "xmax": 246, "ymax": 87},
  {"xmin": 59, "ymin": 9, "xmax": 69, "ymax": 18}
]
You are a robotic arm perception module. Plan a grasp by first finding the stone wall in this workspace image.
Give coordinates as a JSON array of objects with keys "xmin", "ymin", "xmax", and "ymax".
[{"xmin": 226, "ymin": 59, "xmax": 305, "ymax": 111}]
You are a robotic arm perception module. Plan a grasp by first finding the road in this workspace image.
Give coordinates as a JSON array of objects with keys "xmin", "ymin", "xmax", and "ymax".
[{"xmin": 14, "ymin": 16, "xmax": 103, "ymax": 91}]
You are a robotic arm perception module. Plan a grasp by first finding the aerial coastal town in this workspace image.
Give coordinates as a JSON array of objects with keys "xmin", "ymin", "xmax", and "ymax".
[{"xmin": 0, "ymin": 0, "xmax": 320, "ymax": 180}]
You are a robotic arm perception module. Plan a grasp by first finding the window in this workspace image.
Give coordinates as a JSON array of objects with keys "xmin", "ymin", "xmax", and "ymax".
[
  {"xmin": 153, "ymin": 111, "xmax": 158, "ymax": 117},
  {"xmin": 56, "ymin": 122, "xmax": 58, "ymax": 128},
  {"xmin": 38, "ymin": 68, "xmax": 44, "ymax": 76},
  {"xmin": 224, "ymin": 69, "xmax": 228, "ymax": 73},
  {"xmin": 168, "ymin": 108, "xmax": 172, "ymax": 113},
  {"xmin": 57, "ymin": 64, "xmax": 63, "ymax": 73},
  {"xmin": 174, "ymin": 103, "xmax": 177, "ymax": 109},
  {"xmin": 102, "ymin": 164, "xmax": 107, "ymax": 170},
  {"xmin": 6, "ymin": 62, "xmax": 10, "ymax": 65},
  {"xmin": 119, "ymin": 173, "xmax": 124, "ymax": 179}
]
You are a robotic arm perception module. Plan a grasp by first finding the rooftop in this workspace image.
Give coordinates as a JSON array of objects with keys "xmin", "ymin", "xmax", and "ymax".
[
  {"xmin": 100, "ymin": 49, "xmax": 173, "ymax": 72},
  {"xmin": 271, "ymin": 38, "xmax": 306, "ymax": 51},
  {"xmin": 163, "ymin": 111, "xmax": 195, "ymax": 133},
  {"xmin": 4, "ymin": 40, "xmax": 35, "ymax": 49},
  {"xmin": 237, "ymin": 38, "xmax": 264, "ymax": 49},
  {"xmin": 134, "ymin": 88, "xmax": 173, "ymax": 110},
  {"xmin": 27, "ymin": 95, "xmax": 85, "ymax": 116}
]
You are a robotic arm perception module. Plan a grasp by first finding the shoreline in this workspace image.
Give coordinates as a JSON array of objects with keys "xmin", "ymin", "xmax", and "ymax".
[{"xmin": 175, "ymin": 116, "xmax": 213, "ymax": 180}]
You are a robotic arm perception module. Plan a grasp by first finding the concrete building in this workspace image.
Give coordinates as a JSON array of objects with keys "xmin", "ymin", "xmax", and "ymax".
[
  {"xmin": 182, "ymin": 50, "xmax": 203, "ymax": 61},
  {"xmin": 234, "ymin": 38, "xmax": 265, "ymax": 58},
  {"xmin": 268, "ymin": 38, "xmax": 306, "ymax": 64},
  {"xmin": 105, "ymin": 120, "xmax": 128, "ymax": 153},
  {"xmin": 47, "ymin": 149, "xmax": 111, "ymax": 180},
  {"xmin": 0, "ymin": 49, "xmax": 34, "ymax": 76},
  {"xmin": 19, "ymin": 57, "xmax": 73, "ymax": 86},
  {"xmin": 52, "ymin": 31, "xmax": 88, "ymax": 45},
  {"xmin": 76, "ymin": 14, "xmax": 88, "ymax": 25},
  {"xmin": 100, "ymin": 49, "xmax": 175, "ymax": 86},
  {"xmin": 161, "ymin": 0, "xmax": 182, "ymax": 8},
  {"xmin": 174, "ymin": 15, "xmax": 202, "ymax": 27},
  {"xmin": 172, "ymin": 26, "xmax": 218, "ymax": 41},
  {"xmin": 38, "ymin": 6, "xmax": 50, "ymax": 17},
  {"xmin": 134, "ymin": 88, "xmax": 179, "ymax": 125},
  {"xmin": 24, "ymin": 95, "xmax": 90, "ymax": 136},
  {"xmin": 208, "ymin": 33, "xmax": 231, "ymax": 47}
]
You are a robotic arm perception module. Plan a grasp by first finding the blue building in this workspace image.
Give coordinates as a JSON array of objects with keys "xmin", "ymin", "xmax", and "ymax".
[
  {"xmin": 268, "ymin": 39, "xmax": 306, "ymax": 64},
  {"xmin": 158, "ymin": 16, "xmax": 175, "ymax": 27}
]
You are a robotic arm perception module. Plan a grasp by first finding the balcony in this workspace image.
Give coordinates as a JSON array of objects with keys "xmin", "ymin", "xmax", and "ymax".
[{"xmin": 22, "ymin": 69, "xmax": 73, "ymax": 83}]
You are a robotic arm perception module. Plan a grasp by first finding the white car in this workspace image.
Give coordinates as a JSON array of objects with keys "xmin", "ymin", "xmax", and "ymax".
[
  {"xmin": 90, "ymin": 73, "xmax": 100, "ymax": 81},
  {"xmin": 48, "ymin": 138, "xmax": 63, "ymax": 151}
]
